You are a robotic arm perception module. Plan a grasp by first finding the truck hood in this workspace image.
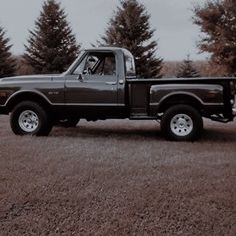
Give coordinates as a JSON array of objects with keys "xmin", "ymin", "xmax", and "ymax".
[{"xmin": 0, "ymin": 74, "xmax": 61, "ymax": 83}]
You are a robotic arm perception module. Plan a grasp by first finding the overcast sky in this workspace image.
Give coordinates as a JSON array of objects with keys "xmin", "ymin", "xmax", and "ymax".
[{"xmin": 0, "ymin": 0, "xmax": 208, "ymax": 61}]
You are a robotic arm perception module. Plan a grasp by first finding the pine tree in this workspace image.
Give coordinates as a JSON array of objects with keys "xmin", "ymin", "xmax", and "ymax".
[
  {"xmin": 24, "ymin": 0, "xmax": 80, "ymax": 74},
  {"xmin": 100, "ymin": 0, "xmax": 162, "ymax": 78},
  {"xmin": 0, "ymin": 26, "xmax": 16, "ymax": 78},
  {"xmin": 193, "ymin": 0, "xmax": 236, "ymax": 75},
  {"xmin": 177, "ymin": 55, "xmax": 200, "ymax": 78}
]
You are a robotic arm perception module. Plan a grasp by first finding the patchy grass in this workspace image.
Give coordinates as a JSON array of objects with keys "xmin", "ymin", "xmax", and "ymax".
[{"xmin": 0, "ymin": 116, "xmax": 235, "ymax": 235}]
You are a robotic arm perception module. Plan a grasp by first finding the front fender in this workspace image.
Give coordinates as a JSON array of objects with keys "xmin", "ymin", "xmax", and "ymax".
[{"xmin": 5, "ymin": 90, "xmax": 53, "ymax": 107}]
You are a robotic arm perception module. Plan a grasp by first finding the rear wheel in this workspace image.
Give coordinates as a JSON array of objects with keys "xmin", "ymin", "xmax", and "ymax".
[
  {"xmin": 10, "ymin": 101, "xmax": 52, "ymax": 136},
  {"xmin": 161, "ymin": 105, "xmax": 203, "ymax": 141}
]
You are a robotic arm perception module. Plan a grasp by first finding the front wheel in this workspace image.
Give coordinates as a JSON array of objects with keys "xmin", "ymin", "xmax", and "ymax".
[
  {"xmin": 10, "ymin": 101, "xmax": 52, "ymax": 136},
  {"xmin": 161, "ymin": 105, "xmax": 203, "ymax": 141}
]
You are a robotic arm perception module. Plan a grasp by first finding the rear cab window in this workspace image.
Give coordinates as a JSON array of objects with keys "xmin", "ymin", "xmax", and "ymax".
[{"xmin": 123, "ymin": 49, "xmax": 136, "ymax": 78}]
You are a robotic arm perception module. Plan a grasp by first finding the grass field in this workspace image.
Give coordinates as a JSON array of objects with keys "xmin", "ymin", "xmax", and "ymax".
[{"xmin": 0, "ymin": 116, "xmax": 235, "ymax": 235}]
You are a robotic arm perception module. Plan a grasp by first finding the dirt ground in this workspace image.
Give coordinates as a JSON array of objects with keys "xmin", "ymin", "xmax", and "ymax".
[{"xmin": 0, "ymin": 115, "xmax": 235, "ymax": 236}]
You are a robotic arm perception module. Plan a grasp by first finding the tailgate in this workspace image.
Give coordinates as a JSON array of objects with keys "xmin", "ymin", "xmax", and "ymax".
[{"xmin": 232, "ymin": 80, "xmax": 236, "ymax": 116}]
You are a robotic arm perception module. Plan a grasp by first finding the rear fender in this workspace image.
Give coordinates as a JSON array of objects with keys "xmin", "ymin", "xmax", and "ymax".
[{"xmin": 149, "ymin": 84, "xmax": 224, "ymax": 116}]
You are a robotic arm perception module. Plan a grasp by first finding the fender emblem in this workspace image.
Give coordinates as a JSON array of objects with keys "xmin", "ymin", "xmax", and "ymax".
[{"xmin": 48, "ymin": 91, "xmax": 59, "ymax": 95}]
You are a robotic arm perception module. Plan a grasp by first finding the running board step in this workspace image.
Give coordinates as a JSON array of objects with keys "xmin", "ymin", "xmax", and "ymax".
[
  {"xmin": 130, "ymin": 116, "xmax": 157, "ymax": 120},
  {"xmin": 210, "ymin": 115, "xmax": 231, "ymax": 123}
]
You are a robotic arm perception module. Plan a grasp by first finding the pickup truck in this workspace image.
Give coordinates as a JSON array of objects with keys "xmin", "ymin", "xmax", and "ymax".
[{"xmin": 0, "ymin": 47, "xmax": 235, "ymax": 141}]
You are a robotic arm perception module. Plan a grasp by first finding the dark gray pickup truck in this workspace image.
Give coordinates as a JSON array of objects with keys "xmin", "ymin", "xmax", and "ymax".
[{"xmin": 0, "ymin": 47, "xmax": 235, "ymax": 141}]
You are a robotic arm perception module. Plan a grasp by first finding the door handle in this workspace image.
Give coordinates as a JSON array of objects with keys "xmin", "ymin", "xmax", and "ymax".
[
  {"xmin": 119, "ymin": 80, "xmax": 124, "ymax": 85},
  {"xmin": 105, "ymin": 82, "xmax": 117, "ymax": 85}
]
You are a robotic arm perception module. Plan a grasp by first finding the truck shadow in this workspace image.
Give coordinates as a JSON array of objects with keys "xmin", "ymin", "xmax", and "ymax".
[
  {"xmin": 201, "ymin": 128, "xmax": 236, "ymax": 142},
  {"xmin": 53, "ymin": 125, "xmax": 161, "ymax": 140},
  {"xmin": 52, "ymin": 122, "xmax": 236, "ymax": 142}
]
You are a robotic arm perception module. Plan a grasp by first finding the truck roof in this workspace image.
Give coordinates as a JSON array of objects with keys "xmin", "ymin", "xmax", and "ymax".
[{"xmin": 85, "ymin": 47, "xmax": 129, "ymax": 53}]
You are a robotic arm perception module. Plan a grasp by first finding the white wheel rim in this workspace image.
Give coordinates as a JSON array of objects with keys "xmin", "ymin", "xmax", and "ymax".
[
  {"xmin": 18, "ymin": 110, "xmax": 39, "ymax": 133},
  {"xmin": 170, "ymin": 114, "xmax": 193, "ymax": 137}
]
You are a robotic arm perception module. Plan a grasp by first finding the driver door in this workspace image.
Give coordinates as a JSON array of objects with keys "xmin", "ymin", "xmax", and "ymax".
[{"xmin": 65, "ymin": 52, "xmax": 118, "ymax": 115}]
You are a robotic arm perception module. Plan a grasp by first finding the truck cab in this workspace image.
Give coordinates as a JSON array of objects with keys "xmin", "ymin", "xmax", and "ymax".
[{"xmin": 63, "ymin": 47, "xmax": 135, "ymax": 119}]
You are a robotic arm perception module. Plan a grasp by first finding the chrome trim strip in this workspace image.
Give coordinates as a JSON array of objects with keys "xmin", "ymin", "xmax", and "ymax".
[
  {"xmin": 1, "ymin": 90, "xmax": 125, "ymax": 107},
  {"xmin": 149, "ymin": 102, "xmax": 224, "ymax": 106},
  {"xmin": 150, "ymin": 84, "xmax": 223, "ymax": 91},
  {"xmin": 51, "ymin": 103, "xmax": 125, "ymax": 106},
  {"xmin": 105, "ymin": 82, "xmax": 117, "ymax": 85}
]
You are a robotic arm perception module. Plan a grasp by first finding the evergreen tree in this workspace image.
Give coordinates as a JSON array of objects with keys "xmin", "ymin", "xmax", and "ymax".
[
  {"xmin": 0, "ymin": 26, "xmax": 16, "ymax": 78},
  {"xmin": 24, "ymin": 0, "xmax": 80, "ymax": 74},
  {"xmin": 193, "ymin": 0, "xmax": 236, "ymax": 75},
  {"xmin": 100, "ymin": 0, "xmax": 162, "ymax": 78},
  {"xmin": 177, "ymin": 55, "xmax": 200, "ymax": 78}
]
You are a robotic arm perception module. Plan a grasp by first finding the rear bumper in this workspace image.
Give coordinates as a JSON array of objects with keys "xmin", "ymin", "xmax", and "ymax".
[{"xmin": 233, "ymin": 107, "xmax": 236, "ymax": 116}]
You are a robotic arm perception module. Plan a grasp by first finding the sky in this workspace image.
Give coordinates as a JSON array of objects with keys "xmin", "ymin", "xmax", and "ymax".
[{"xmin": 0, "ymin": 0, "xmax": 209, "ymax": 61}]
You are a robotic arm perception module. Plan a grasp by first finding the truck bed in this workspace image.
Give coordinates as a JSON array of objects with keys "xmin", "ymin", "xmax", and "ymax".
[{"xmin": 127, "ymin": 77, "xmax": 236, "ymax": 118}]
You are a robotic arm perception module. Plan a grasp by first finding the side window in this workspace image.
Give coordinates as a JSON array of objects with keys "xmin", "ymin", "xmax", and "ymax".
[
  {"xmin": 73, "ymin": 52, "xmax": 116, "ymax": 76},
  {"xmin": 91, "ymin": 53, "xmax": 116, "ymax": 76},
  {"xmin": 84, "ymin": 55, "xmax": 99, "ymax": 74},
  {"xmin": 99, "ymin": 55, "xmax": 116, "ymax": 75}
]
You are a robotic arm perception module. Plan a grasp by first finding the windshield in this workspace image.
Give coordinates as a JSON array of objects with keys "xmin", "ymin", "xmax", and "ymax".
[
  {"xmin": 63, "ymin": 51, "xmax": 85, "ymax": 75},
  {"xmin": 73, "ymin": 52, "xmax": 116, "ymax": 76}
]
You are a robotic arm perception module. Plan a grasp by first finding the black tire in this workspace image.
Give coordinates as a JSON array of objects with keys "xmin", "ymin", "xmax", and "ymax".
[
  {"xmin": 56, "ymin": 118, "xmax": 80, "ymax": 128},
  {"xmin": 10, "ymin": 101, "xmax": 52, "ymax": 136},
  {"xmin": 161, "ymin": 105, "xmax": 203, "ymax": 141}
]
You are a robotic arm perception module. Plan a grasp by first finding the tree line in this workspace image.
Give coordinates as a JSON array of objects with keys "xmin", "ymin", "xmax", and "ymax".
[{"xmin": 0, "ymin": 0, "xmax": 235, "ymax": 79}]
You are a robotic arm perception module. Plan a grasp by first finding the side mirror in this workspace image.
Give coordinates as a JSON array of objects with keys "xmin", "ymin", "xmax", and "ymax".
[{"xmin": 78, "ymin": 74, "xmax": 83, "ymax": 81}]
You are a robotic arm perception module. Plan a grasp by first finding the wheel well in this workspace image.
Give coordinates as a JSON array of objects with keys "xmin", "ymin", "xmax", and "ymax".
[
  {"xmin": 6, "ymin": 92, "xmax": 51, "ymax": 113},
  {"xmin": 158, "ymin": 94, "xmax": 203, "ymax": 113}
]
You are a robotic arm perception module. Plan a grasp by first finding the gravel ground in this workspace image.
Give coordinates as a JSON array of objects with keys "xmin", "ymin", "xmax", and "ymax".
[{"xmin": 0, "ymin": 116, "xmax": 235, "ymax": 236}]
